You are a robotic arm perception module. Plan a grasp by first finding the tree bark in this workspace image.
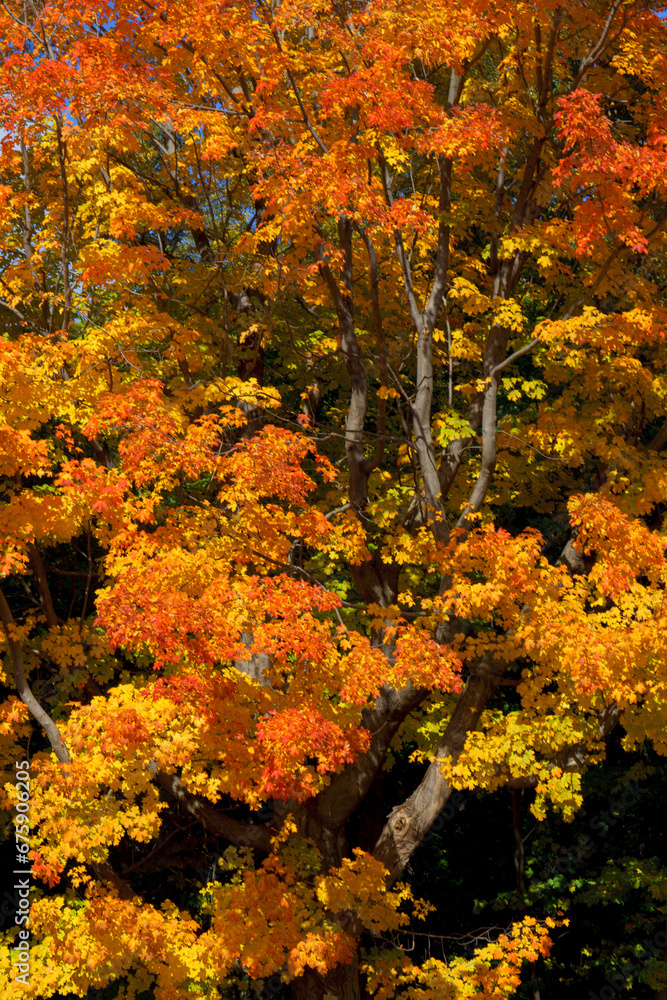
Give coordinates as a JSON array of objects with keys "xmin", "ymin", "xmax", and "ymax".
[
  {"xmin": 373, "ymin": 654, "xmax": 507, "ymax": 882},
  {"xmin": 317, "ymin": 683, "xmax": 428, "ymax": 830},
  {"xmin": 292, "ymin": 956, "xmax": 362, "ymax": 1000},
  {"xmin": 0, "ymin": 586, "xmax": 70, "ymax": 764},
  {"xmin": 152, "ymin": 771, "xmax": 274, "ymax": 853}
]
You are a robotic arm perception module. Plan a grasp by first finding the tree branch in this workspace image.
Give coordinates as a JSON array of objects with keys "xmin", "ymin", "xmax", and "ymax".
[
  {"xmin": 152, "ymin": 771, "xmax": 274, "ymax": 853},
  {"xmin": 316, "ymin": 683, "xmax": 428, "ymax": 831},
  {"xmin": 456, "ymin": 336, "xmax": 542, "ymax": 530},
  {"xmin": 0, "ymin": 586, "xmax": 70, "ymax": 763},
  {"xmin": 28, "ymin": 544, "xmax": 59, "ymax": 629},
  {"xmin": 505, "ymin": 702, "xmax": 622, "ymax": 789},
  {"xmin": 318, "ymin": 219, "xmax": 369, "ymax": 513},
  {"xmin": 648, "ymin": 418, "xmax": 667, "ymax": 452},
  {"xmin": 372, "ymin": 654, "xmax": 507, "ymax": 882},
  {"xmin": 355, "ymin": 226, "xmax": 387, "ymax": 474},
  {"xmin": 572, "ymin": 0, "xmax": 624, "ymax": 90}
]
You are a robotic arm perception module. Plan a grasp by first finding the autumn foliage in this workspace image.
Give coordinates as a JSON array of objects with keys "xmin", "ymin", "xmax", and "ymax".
[{"xmin": 1, "ymin": 0, "xmax": 667, "ymax": 997}]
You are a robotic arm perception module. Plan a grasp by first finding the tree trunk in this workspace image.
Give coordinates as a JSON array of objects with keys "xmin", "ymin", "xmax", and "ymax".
[{"xmin": 292, "ymin": 953, "xmax": 363, "ymax": 1000}]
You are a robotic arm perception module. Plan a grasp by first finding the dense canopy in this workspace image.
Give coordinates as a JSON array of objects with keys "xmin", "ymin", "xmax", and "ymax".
[{"xmin": 1, "ymin": 0, "xmax": 667, "ymax": 998}]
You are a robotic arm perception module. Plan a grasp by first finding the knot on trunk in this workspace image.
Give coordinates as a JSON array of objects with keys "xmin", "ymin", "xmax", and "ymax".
[{"xmin": 391, "ymin": 808, "xmax": 410, "ymax": 835}]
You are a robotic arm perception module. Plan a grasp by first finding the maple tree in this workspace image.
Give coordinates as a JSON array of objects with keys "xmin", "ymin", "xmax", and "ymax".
[{"xmin": 1, "ymin": 0, "xmax": 667, "ymax": 997}]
